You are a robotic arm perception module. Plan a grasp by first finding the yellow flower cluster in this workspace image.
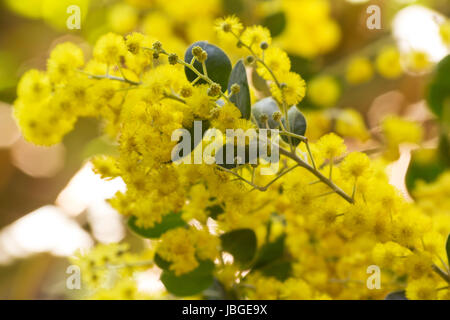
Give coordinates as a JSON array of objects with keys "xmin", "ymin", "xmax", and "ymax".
[{"xmin": 13, "ymin": 15, "xmax": 450, "ymax": 300}]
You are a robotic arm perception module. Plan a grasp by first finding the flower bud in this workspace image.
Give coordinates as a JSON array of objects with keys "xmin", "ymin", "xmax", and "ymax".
[
  {"xmin": 168, "ymin": 53, "xmax": 178, "ymax": 65},
  {"xmin": 230, "ymin": 83, "xmax": 240, "ymax": 95},
  {"xmin": 208, "ymin": 83, "xmax": 222, "ymax": 96},
  {"xmin": 260, "ymin": 41, "xmax": 269, "ymax": 50},
  {"xmin": 272, "ymin": 111, "xmax": 282, "ymax": 122}
]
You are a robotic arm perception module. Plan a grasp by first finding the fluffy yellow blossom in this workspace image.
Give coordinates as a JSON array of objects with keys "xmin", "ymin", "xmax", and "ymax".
[
  {"xmin": 307, "ymin": 76, "xmax": 340, "ymax": 108},
  {"xmin": 270, "ymin": 72, "xmax": 306, "ymax": 106},
  {"xmin": 346, "ymin": 57, "xmax": 374, "ymax": 85},
  {"xmin": 375, "ymin": 46, "xmax": 403, "ymax": 79},
  {"xmin": 406, "ymin": 277, "xmax": 438, "ymax": 300},
  {"xmin": 317, "ymin": 133, "xmax": 346, "ymax": 159},
  {"xmin": 241, "ymin": 25, "xmax": 272, "ymax": 55},
  {"xmin": 93, "ymin": 32, "xmax": 127, "ymax": 65},
  {"xmin": 215, "ymin": 15, "xmax": 243, "ymax": 36},
  {"xmin": 47, "ymin": 42, "xmax": 84, "ymax": 83},
  {"xmin": 340, "ymin": 152, "xmax": 371, "ymax": 179},
  {"xmin": 256, "ymin": 47, "xmax": 291, "ymax": 80}
]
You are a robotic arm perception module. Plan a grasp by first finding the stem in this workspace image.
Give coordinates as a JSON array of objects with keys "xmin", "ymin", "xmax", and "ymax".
[
  {"xmin": 432, "ymin": 264, "xmax": 450, "ymax": 283},
  {"xmin": 278, "ymin": 146, "xmax": 354, "ymax": 204},
  {"xmin": 78, "ymin": 70, "xmax": 142, "ymax": 86}
]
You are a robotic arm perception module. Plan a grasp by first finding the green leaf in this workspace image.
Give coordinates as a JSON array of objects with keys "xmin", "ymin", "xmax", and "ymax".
[
  {"xmin": 220, "ymin": 229, "xmax": 257, "ymax": 264},
  {"xmin": 127, "ymin": 212, "xmax": 186, "ymax": 239},
  {"xmin": 206, "ymin": 204, "xmax": 224, "ymax": 220},
  {"xmin": 427, "ymin": 55, "xmax": 450, "ymax": 119},
  {"xmin": 262, "ymin": 11, "xmax": 286, "ymax": 38},
  {"xmin": 154, "ymin": 253, "xmax": 171, "ymax": 270},
  {"xmin": 281, "ymin": 106, "xmax": 307, "ymax": 146},
  {"xmin": 252, "ymin": 97, "xmax": 282, "ymax": 129},
  {"xmin": 161, "ymin": 260, "xmax": 215, "ymax": 297},
  {"xmin": 405, "ymin": 148, "xmax": 447, "ymax": 195},
  {"xmin": 253, "ymin": 234, "xmax": 286, "ymax": 269},
  {"xmin": 184, "ymin": 41, "xmax": 232, "ymax": 92},
  {"xmin": 385, "ymin": 291, "xmax": 408, "ymax": 300},
  {"xmin": 259, "ymin": 260, "xmax": 292, "ymax": 281},
  {"xmin": 228, "ymin": 59, "xmax": 251, "ymax": 120},
  {"xmin": 446, "ymin": 234, "xmax": 450, "ymax": 266}
]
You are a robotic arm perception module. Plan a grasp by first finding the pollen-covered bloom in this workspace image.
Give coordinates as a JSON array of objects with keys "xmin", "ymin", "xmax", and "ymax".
[
  {"xmin": 270, "ymin": 72, "xmax": 306, "ymax": 106},
  {"xmin": 316, "ymin": 133, "xmax": 346, "ymax": 160}
]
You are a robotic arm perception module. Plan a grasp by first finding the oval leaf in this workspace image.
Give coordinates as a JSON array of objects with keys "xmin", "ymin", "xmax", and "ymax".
[
  {"xmin": 220, "ymin": 229, "xmax": 257, "ymax": 264},
  {"xmin": 262, "ymin": 11, "xmax": 286, "ymax": 38},
  {"xmin": 427, "ymin": 54, "xmax": 450, "ymax": 119},
  {"xmin": 281, "ymin": 106, "xmax": 307, "ymax": 146},
  {"xmin": 184, "ymin": 41, "xmax": 232, "ymax": 92},
  {"xmin": 228, "ymin": 59, "xmax": 251, "ymax": 120},
  {"xmin": 253, "ymin": 234, "xmax": 286, "ymax": 269},
  {"xmin": 385, "ymin": 291, "xmax": 408, "ymax": 300},
  {"xmin": 252, "ymin": 97, "xmax": 282, "ymax": 129},
  {"xmin": 128, "ymin": 212, "xmax": 186, "ymax": 239},
  {"xmin": 160, "ymin": 260, "xmax": 215, "ymax": 297}
]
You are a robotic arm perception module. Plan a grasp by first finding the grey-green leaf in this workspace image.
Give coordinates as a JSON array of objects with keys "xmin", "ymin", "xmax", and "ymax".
[
  {"xmin": 184, "ymin": 41, "xmax": 232, "ymax": 92},
  {"xmin": 253, "ymin": 234, "xmax": 286, "ymax": 269},
  {"xmin": 160, "ymin": 260, "xmax": 215, "ymax": 297},
  {"xmin": 252, "ymin": 97, "xmax": 282, "ymax": 129},
  {"xmin": 281, "ymin": 106, "xmax": 307, "ymax": 146},
  {"xmin": 127, "ymin": 212, "xmax": 186, "ymax": 239},
  {"xmin": 220, "ymin": 229, "xmax": 257, "ymax": 264},
  {"xmin": 228, "ymin": 59, "xmax": 251, "ymax": 120},
  {"xmin": 385, "ymin": 291, "xmax": 408, "ymax": 300}
]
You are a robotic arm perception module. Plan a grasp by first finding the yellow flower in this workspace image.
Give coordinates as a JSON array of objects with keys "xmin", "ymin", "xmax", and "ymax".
[
  {"xmin": 405, "ymin": 51, "xmax": 431, "ymax": 73},
  {"xmin": 340, "ymin": 152, "xmax": 371, "ymax": 179},
  {"xmin": 256, "ymin": 47, "xmax": 291, "ymax": 80},
  {"xmin": 346, "ymin": 57, "xmax": 374, "ymax": 85},
  {"xmin": 270, "ymin": 72, "xmax": 306, "ymax": 106},
  {"xmin": 241, "ymin": 25, "xmax": 272, "ymax": 55},
  {"xmin": 376, "ymin": 46, "xmax": 402, "ymax": 79},
  {"xmin": 307, "ymin": 76, "xmax": 340, "ymax": 108},
  {"xmin": 215, "ymin": 15, "xmax": 243, "ymax": 35},
  {"xmin": 93, "ymin": 32, "xmax": 127, "ymax": 65},
  {"xmin": 47, "ymin": 42, "xmax": 84, "ymax": 83},
  {"xmin": 108, "ymin": 3, "xmax": 138, "ymax": 34},
  {"xmin": 406, "ymin": 277, "xmax": 437, "ymax": 300},
  {"xmin": 317, "ymin": 133, "xmax": 346, "ymax": 159},
  {"xmin": 16, "ymin": 69, "xmax": 51, "ymax": 102}
]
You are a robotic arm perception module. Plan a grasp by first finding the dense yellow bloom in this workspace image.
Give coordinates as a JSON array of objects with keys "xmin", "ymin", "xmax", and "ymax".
[
  {"xmin": 108, "ymin": 3, "xmax": 138, "ymax": 34},
  {"xmin": 382, "ymin": 116, "xmax": 423, "ymax": 161},
  {"xmin": 12, "ymin": 15, "xmax": 450, "ymax": 301},
  {"xmin": 270, "ymin": 72, "xmax": 306, "ymax": 106},
  {"xmin": 346, "ymin": 57, "xmax": 374, "ymax": 85},
  {"xmin": 307, "ymin": 76, "xmax": 340, "ymax": 108},
  {"xmin": 406, "ymin": 277, "xmax": 438, "ymax": 300},
  {"xmin": 376, "ymin": 46, "xmax": 403, "ymax": 79},
  {"xmin": 241, "ymin": 25, "xmax": 272, "ymax": 55},
  {"xmin": 93, "ymin": 32, "xmax": 127, "ymax": 65},
  {"xmin": 340, "ymin": 152, "xmax": 371, "ymax": 179},
  {"xmin": 257, "ymin": 47, "xmax": 291, "ymax": 80},
  {"xmin": 317, "ymin": 133, "xmax": 346, "ymax": 159},
  {"xmin": 47, "ymin": 42, "xmax": 84, "ymax": 83},
  {"xmin": 405, "ymin": 51, "xmax": 431, "ymax": 73}
]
